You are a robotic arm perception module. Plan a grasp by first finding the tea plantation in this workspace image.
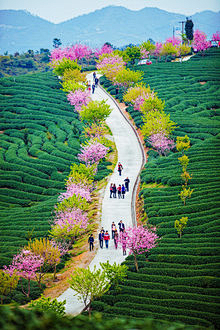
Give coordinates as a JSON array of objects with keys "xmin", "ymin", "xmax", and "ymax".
[
  {"xmin": 93, "ymin": 49, "xmax": 220, "ymax": 328},
  {"xmin": 0, "ymin": 72, "xmax": 84, "ymax": 268}
]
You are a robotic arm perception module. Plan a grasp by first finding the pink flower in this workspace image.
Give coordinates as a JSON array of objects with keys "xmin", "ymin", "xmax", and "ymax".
[
  {"xmin": 78, "ymin": 142, "xmax": 109, "ymax": 165},
  {"xmin": 192, "ymin": 30, "xmax": 211, "ymax": 52},
  {"xmin": 117, "ymin": 226, "xmax": 159, "ymax": 255},
  {"xmin": 148, "ymin": 133, "xmax": 175, "ymax": 155},
  {"xmin": 53, "ymin": 208, "xmax": 88, "ymax": 231},
  {"xmin": 166, "ymin": 36, "xmax": 181, "ymax": 46},
  {"xmin": 58, "ymin": 183, "xmax": 92, "ymax": 202},
  {"xmin": 67, "ymin": 90, "xmax": 91, "ymax": 112}
]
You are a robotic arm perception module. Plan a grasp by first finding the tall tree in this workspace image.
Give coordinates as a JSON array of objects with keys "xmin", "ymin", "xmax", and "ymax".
[
  {"xmin": 185, "ymin": 18, "xmax": 194, "ymax": 41},
  {"xmin": 53, "ymin": 38, "xmax": 62, "ymax": 49}
]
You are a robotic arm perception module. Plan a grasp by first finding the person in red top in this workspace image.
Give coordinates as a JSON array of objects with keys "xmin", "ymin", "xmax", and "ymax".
[
  {"xmin": 104, "ymin": 231, "xmax": 110, "ymax": 248},
  {"xmin": 117, "ymin": 184, "xmax": 122, "ymax": 199},
  {"xmin": 110, "ymin": 183, "xmax": 113, "ymax": 198},
  {"xmin": 118, "ymin": 162, "xmax": 123, "ymax": 176}
]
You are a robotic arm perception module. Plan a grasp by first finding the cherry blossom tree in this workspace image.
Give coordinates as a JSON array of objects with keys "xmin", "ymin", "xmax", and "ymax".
[
  {"xmin": 166, "ymin": 36, "xmax": 181, "ymax": 46},
  {"xmin": 50, "ymin": 44, "xmax": 93, "ymax": 62},
  {"xmin": 123, "ymin": 84, "xmax": 154, "ymax": 111},
  {"xmin": 94, "ymin": 44, "xmax": 114, "ymax": 57},
  {"xmin": 96, "ymin": 54, "xmax": 125, "ymax": 81},
  {"xmin": 192, "ymin": 30, "xmax": 211, "ymax": 53},
  {"xmin": 78, "ymin": 142, "xmax": 109, "ymax": 165},
  {"xmin": 51, "ymin": 208, "xmax": 89, "ymax": 247},
  {"xmin": 153, "ymin": 42, "xmax": 163, "ymax": 62},
  {"xmin": 67, "ymin": 89, "xmax": 91, "ymax": 112},
  {"xmin": 148, "ymin": 133, "xmax": 175, "ymax": 156},
  {"xmin": 117, "ymin": 226, "xmax": 159, "ymax": 271},
  {"xmin": 4, "ymin": 250, "xmax": 44, "ymax": 297},
  {"xmin": 212, "ymin": 31, "xmax": 220, "ymax": 42},
  {"xmin": 58, "ymin": 182, "xmax": 92, "ymax": 202}
]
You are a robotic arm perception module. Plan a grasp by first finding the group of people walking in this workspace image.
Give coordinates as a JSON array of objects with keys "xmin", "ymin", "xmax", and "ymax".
[
  {"xmin": 110, "ymin": 180, "xmax": 130, "ymax": 200},
  {"xmin": 87, "ymin": 72, "xmax": 99, "ymax": 94},
  {"xmin": 88, "ymin": 220, "xmax": 127, "ymax": 254}
]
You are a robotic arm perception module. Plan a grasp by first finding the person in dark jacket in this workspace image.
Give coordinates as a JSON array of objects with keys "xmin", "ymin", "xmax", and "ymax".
[
  {"xmin": 121, "ymin": 184, "xmax": 126, "ymax": 198},
  {"xmin": 99, "ymin": 230, "xmax": 104, "ymax": 248},
  {"xmin": 113, "ymin": 184, "xmax": 117, "ymax": 198},
  {"xmin": 124, "ymin": 177, "xmax": 130, "ymax": 192},
  {"xmin": 118, "ymin": 220, "xmax": 125, "ymax": 233},
  {"xmin": 95, "ymin": 77, "xmax": 99, "ymax": 86},
  {"xmin": 92, "ymin": 83, "xmax": 95, "ymax": 94},
  {"xmin": 88, "ymin": 234, "xmax": 94, "ymax": 251},
  {"xmin": 110, "ymin": 183, "xmax": 113, "ymax": 198}
]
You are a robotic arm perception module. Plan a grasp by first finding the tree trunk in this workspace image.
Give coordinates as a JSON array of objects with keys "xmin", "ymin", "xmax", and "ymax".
[
  {"xmin": 133, "ymin": 253, "xmax": 139, "ymax": 272},
  {"xmin": 53, "ymin": 264, "xmax": 57, "ymax": 280},
  {"xmin": 27, "ymin": 279, "xmax": 30, "ymax": 298}
]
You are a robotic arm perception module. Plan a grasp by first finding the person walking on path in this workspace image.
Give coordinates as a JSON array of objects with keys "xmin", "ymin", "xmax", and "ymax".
[
  {"xmin": 113, "ymin": 184, "xmax": 117, "ymax": 198},
  {"xmin": 124, "ymin": 177, "xmax": 130, "ymax": 192},
  {"xmin": 110, "ymin": 183, "xmax": 113, "ymax": 198},
  {"xmin": 98, "ymin": 230, "xmax": 104, "ymax": 248},
  {"xmin": 93, "ymin": 72, "xmax": 96, "ymax": 81},
  {"xmin": 114, "ymin": 229, "xmax": 119, "ymax": 249},
  {"xmin": 118, "ymin": 220, "xmax": 125, "ymax": 233},
  {"xmin": 92, "ymin": 83, "xmax": 96, "ymax": 94},
  {"xmin": 104, "ymin": 231, "xmax": 110, "ymax": 248},
  {"xmin": 118, "ymin": 162, "xmax": 123, "ymax": 176},
  {"xmin": 122, "ymin": 232, "xmax": 127, "ymax": 255},
  {"xmin": 121, "ymin": 184, "xmax": 126, "ymax": 199},
  {"xmin": 95, "ymin": 77, "xmax": 99, "ymax": 87},
  {"xmin": 111, "ymin": 222, "xmax": 116, "ymax": 239},
  {"xmin": 117, "ymin": 184, "xmax": 122, "ymax": 199},
  {"xmin": 88, "ymin": 234, "xmax": 94, "ymax": 251}
]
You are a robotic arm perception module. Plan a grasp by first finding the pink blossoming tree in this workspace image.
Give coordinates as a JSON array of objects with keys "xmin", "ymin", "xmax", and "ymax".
[
  {"xmin": 4, "ymin": 250, "xmax": 44, "ymax": 297},
  {"xmin": 94, "ymin": 44, "xmax": 114, "ymax": 57},
  {"xmin": 166, "ymin": 36, "xmax": 181, "ymax": 46},
  {"xmin": 117, "ymin": 226, "xmax": 159, "ymax": 271},
  {"xmin": 192, "ymin": 30, "xmax": 211, "ymax": 53},
  {"xmin": 50, "ymin": 44, "xmax": 93, "ymax": 62},
  {"xmin": 58, "ymin": 182, "xmax": 92, "ymax": 202},
  {"xmin": 148, "ymin": 133, "xmax": 175, "ymax": 156},
  {"xmin": 212, "ymin": 31, "xmax": 220, "ymax": 43},
  {"xmin": 153, "ymin": 42, "xmax": 163, "ymax": 62},
  {"xmin": 67, "ymin": 89, "xmax": 91, "ymax": 112},
  {"xmin": 51, "ymin": 208, "xmax": 89, "ymax": 246},
  {"xmin": 78, "ymin": 142, "xmax": 109, "ymax": 165}
]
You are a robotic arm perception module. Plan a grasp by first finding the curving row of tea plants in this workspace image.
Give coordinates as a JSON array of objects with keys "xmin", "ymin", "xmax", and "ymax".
[
  {"xmin": 93, "ymin": 48, "xmax": 220, "ymax": 328},
  {"xmin": 0, "ymin": 72, "xmax": 84, "ymax": 268}
]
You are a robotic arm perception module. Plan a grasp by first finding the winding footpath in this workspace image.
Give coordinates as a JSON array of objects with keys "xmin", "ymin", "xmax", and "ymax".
[{"xmin": 57, "ymin": 73, "xmax": 145, "ymax": 314}]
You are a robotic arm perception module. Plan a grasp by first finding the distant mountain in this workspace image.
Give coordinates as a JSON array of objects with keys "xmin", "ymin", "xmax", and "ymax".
[{"xmin": 0, "ymin": 6, "xmax": 219, "ymax": 53}]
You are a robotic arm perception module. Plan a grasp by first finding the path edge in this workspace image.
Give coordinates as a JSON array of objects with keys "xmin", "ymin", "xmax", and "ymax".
[{"xmin": 99, "ymin": 85, "xmax": 146, "ymax": 227}]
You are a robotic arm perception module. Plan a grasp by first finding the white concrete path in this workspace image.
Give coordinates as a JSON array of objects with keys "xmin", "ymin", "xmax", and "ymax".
[{"xmin": 58, "ymin": 73, "xmax": 145, "ymax": 314}]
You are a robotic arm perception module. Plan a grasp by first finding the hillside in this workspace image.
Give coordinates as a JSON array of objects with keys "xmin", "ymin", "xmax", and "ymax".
[
  {"xmin": 0, "ymin": 7, "xmax": 220, "ymax": 53},
  {"xmin": 92, "ymin": 49, "xmax": 220, "ymax": 328},
  {"xmin": 0, "ymin": 72, "xmax": 83, "ymax": 267}
]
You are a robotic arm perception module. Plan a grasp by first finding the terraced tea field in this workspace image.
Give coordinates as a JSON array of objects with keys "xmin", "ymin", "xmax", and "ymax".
[
  {"xmin": 0, "ymin": 72, "xmax": 83, "ymax": 267},
  {"xmin": 93, "ymin": 49, "xmax": 220, "ymax": 328}
]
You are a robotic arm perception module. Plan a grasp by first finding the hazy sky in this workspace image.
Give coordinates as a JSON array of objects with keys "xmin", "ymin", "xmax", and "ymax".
[{"xmin": 1, "ymin": 0, "xmax": 220, "ymax": 23}]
